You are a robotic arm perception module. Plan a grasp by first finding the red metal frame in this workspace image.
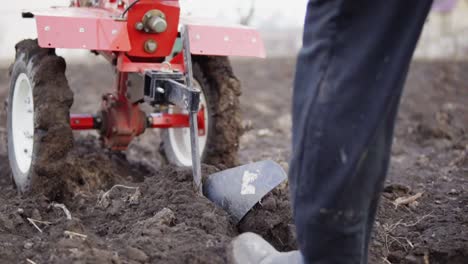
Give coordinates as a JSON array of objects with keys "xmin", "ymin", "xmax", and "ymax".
[
  {"xmin": 70, "ymin": 107, "xmax": 206, "ymax": 136},
  {"xmin": 25, "ymin": 0, "xmax": 264, "ymax": 150},
  {"xmin": 29, "ymin": 0, "xmax": 266, "ymax": 63},
  {"xmin": 70, "ymin": 114, "xmax": 95, "ymax": 130}
]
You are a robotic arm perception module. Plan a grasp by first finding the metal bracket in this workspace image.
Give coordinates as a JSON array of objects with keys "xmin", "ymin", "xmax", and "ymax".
[
  {"xmin": 182, "ymin": 24, "xmax": 203, "ymax": 195},
  {"xmin": 143, "ymin": 71, "xmax": 200, "ymax": 113},
  {"xmin": 142, "ymin": 25, "xmax": 202, "ymax": 195}
]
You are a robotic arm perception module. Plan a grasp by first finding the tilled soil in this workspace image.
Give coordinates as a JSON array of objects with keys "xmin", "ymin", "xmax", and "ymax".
[{"xmin": 0, "ymin": 57, "xmax": 467, "ymax": 264}]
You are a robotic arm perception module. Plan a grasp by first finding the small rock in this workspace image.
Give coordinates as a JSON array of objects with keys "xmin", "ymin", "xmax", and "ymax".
[
  {"xmin": 257, "ymin": 129, "xmax": 274, "ymax": 137},
  {"xmin": 108, "ymin": 200, "xmax": 124, "ymax": 216},
  {"xmin": 415, "ymin": 155, "xmax": 429, "ymax": 166},
  {"xmin": 126, "ymin": 246, "xmax": 149, "ymax": 263},
  {"xmin": 260, "ymin": 196, "xmax": 277, "ymax": 211},
  {"xmin": 32, "ymin": 209, "xmax": 42, "ymax": 221},
  {"xmin": 24, "ymin": 242, "xmax": 33, "ymax": 249},
  {"xmin": 98, "ymin": 191, "xmax": 111, "ymax": 208},
  {"xmin": 129, "ymin": 188, "xmax": 142, "ymax": 205},
  {"xmin": 408, "ymin": 201, "xmax": 419, "ymax": 210},
  {"xmin": 141, "ymin": 208, "xmax": 176, "ymax": 229},
  {"xmin": 154, "ymin": 208, "xmax": 176, "ymax": 226},
  {"xmin": 91, "ymin": 248, "xmax": 121, "ymax": 264},
  {"xmin": 448, "ymin": 189, "xmax": 459, "ymax": 195}
]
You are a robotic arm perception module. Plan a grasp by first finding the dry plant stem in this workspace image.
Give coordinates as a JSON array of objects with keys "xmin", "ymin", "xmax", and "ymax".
[
  {"xmin": 64, "ymin": 230, "xmax": 88, "ymax": 240},
  {"xmin": 52, "ymin": 203, "xmax": 72, "ymax": 220},
  {"xmin": 27, "ymin": 218, "xmax": 44, "ymax": 233},
  {"xmin": 402, "ymin": 213, "xmax": 433, "ymax": 227},
  {"xmin": 26, "ymin": 259, "xmax": 37, "ymax": 264},
  {"xmin": 381, "ymin": 213, "xmax": 433, "ymax": 255},
  {"xmin": 98, "ymin": 184, "xmax": 139, "ymax": 205},
  {"xmin": 382, "ymin": 257, "xmax": 392, "ymax": 264},
  {"xmin": 394, "ymin": 192, "xmax": 423, "ymax": 208},
  {"xmin": 102, "ymin": 185, "xmax": 138, "ymax": 197}
]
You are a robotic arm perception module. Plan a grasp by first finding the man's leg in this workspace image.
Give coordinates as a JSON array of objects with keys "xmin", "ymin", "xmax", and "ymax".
[{"xmin": 290, "ymin": 0, "xmax": 433, "ymax": 263}]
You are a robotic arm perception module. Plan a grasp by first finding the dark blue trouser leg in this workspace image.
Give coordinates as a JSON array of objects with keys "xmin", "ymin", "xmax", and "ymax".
[{"xmin": 289, "ymin": 1, "xmax": 433, "ymax": 263}]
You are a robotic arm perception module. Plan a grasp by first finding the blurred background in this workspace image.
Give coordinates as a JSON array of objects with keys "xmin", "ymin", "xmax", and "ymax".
[{"xmin": 1, "ymin": 0, "xmax": 468, "ymax": 62}]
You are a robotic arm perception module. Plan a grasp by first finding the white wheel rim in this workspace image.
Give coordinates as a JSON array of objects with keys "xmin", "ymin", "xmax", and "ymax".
[
  {"xmin": 11, "ymin": 73, "xmax": 34, "ymax": 175},
  {"xmin": 168, "ymin": 79, "xmax": 209, "ymax": 166}
]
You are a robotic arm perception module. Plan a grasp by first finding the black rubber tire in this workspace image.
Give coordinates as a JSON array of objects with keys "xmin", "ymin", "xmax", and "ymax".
[
  {"xmin": 7, "ymin": 39, "xmax": 74, "ymax": 195},
  {"xmin": 161, "ymin": 56, "xmax": 242, "ymax": 168}
]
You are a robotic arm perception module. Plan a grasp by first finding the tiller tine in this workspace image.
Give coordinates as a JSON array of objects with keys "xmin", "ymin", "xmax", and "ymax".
[{"xmin": 203, "ymin": 160, "xmax": 287, "ymax": 223}]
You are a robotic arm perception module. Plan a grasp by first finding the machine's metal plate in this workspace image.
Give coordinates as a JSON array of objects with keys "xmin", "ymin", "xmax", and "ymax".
[
  {"xmin": 32, "ymin": 7, "xmax": 131, "ymax": 51},
  {"xmin": 204, "ymin": 160, "xmax": 287, "ymax": 223},
  {"xmin": 182, "ymin": 17, "xmax": 266, "ymax": 58}
]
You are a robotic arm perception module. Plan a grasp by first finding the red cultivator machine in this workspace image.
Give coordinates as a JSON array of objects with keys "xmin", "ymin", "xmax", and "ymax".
[{"xmin": 7, "ymin": 0, "xmax": 286, "ymax": 222}]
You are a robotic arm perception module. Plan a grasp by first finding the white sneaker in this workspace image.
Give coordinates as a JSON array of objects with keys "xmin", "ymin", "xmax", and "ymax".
[{"xmin": 228, "ymin": 232, "xmax": 303, "ymax": 264}]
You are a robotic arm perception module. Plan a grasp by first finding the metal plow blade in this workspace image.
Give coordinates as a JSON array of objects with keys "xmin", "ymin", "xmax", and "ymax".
[{"xmin": 203, "ymin": 160, "xmax": 287, "ymax": 223}]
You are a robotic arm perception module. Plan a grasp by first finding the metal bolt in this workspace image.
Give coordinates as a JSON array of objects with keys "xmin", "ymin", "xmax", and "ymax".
[
  {"xmin": 224, "ymin": 36, "xmax": 230, "ymax": 42},
  {"xmin": 147, "ymin": 16, "xmax": 167, "ymax": 33},
  {"xmin": 252, "ymin": 38, "xmax": 257, "ymax": 43},
  {"xmin": 74, "ymin": 120, "xmax": 80, "ymax": 124},
  {"xmin": 44, "ymin": 26, "xmax": 51, "ymax": 31},
  {"xmin": 144, "ymin": 39, "xmax": 158, "ymax": 53},
  {"xmin": 79, "ymin": 27, "xmax": 85, "ymax": 33},
  {"xmin": 195, "ymin": 34, "xmax": 201, "ymax": 40},
  {"xmin": 24, "ymin": 149, "xmax": 28, "ymax": 153},
  {"xmin": 135, "ymin": 22, "xmax": 144, "ymax": 31},
  {"xmin": 111, "ymin": 29, "xmax": 118, "ymax": 35},
  {"xmin": 156, "ymin": 87, "xmax": 165, "ymax": 94}
]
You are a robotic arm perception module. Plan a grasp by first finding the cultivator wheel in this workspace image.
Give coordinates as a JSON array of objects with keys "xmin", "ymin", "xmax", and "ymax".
[
  {"xmin": 7, "ymin": 39, "xmax": 73, "ymax": 194},
  {"xmin": 161, "ymin": 56, "xmax": 242, "ymax": 168}
]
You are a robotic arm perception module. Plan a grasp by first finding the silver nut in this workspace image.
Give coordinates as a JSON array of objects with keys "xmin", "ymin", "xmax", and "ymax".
[
  {"xmin": 148, "ymin": 16, "xmax": 167, "ymax": 33},
  {"xmin": 144, "ymin": 39, "xmax": 158, "ymax": 53},
  {"xmin": 135, "ymin": 22, "xmax": 144, "ymax": 31}
]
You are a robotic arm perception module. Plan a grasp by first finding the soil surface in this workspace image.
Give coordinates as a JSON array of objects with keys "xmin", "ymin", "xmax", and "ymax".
[{"xmin": 0, "ymin": 57, "xmax": 467, "ymax": 264}]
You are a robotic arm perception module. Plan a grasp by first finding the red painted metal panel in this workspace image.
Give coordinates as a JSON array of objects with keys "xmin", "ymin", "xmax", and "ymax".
[
  {"xmin": 70, "ymin": 114, "xmax": 95, "ymax": 130},
  {"xmin": 33, "ymin": 7, "xmax": 131, "ymax": 51},
  {"xmin": 125, "ymin": 0, "xmax": 180, "ymax": 58},
  {"xmin": 182, "ymin": 17, "xmax": 266, "ymax": 58},
  {"xmin": 117, "ymin": 54, "xmax": 184, "ymax": 73}
]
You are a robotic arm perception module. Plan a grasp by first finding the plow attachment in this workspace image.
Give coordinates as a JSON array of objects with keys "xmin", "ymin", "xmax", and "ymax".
[
  {"xmin": 204, "ymin": 160, "xmax": 287, "ymax": 222},
  {"xmin": 174, "ymin": 28, "xmax": 287, "ymax": 222}
]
